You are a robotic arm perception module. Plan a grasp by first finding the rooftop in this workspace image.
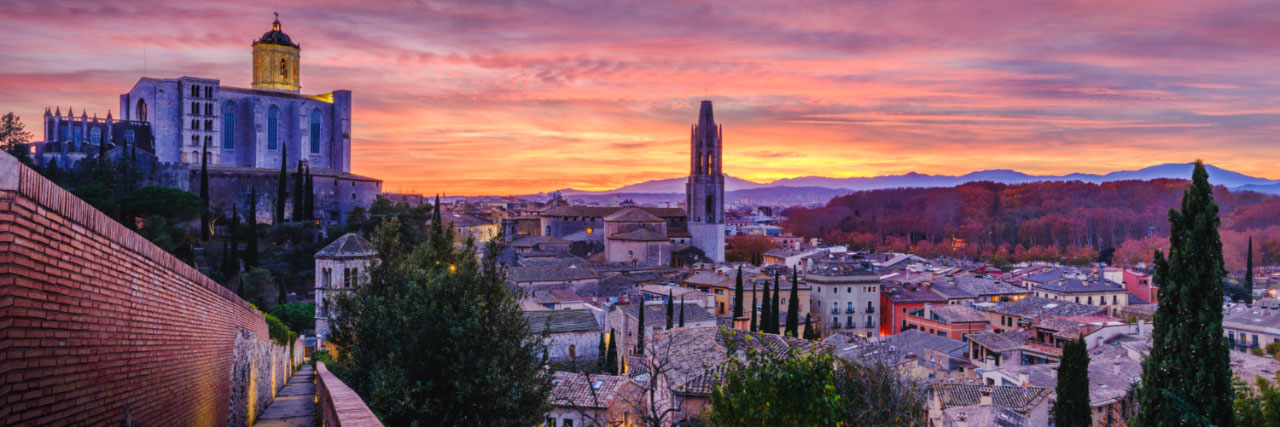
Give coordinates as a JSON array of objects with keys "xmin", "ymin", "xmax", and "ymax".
[
  {"xmin": 931, "ymin": 384, "xmax": 1052, "ymax": 415},
  {"xmin": 549, "ymin": 371, "xmax": 635, "ymax": 409},
  {"xmin": 525, "ymin": 309, "xmax": 600, "ymax": 334},
  {"xmin": 507, "ymin": 265, "xmax": 599, "ymax": 283},
  {"xmin": 982, "ymin": 297, "xmax": 1107, "ymax": 318},
  {"xmin": 315, "ymin": 233, "xmax": 376, "ymax": 259}
]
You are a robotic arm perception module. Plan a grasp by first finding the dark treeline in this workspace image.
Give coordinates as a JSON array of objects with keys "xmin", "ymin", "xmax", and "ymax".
[{"xmin": 784, "ymin": 179, "xmax": 1280, "ymax": 270}]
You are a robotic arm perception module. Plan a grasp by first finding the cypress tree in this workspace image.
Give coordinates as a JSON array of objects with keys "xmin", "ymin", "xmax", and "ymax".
[
  {"xmin": 245, "ymin": 188, "xmax": 259, "ymax": 268},
  {"xmin": 636, "ymin": 296, "xmax": 646, "ymax": 356},
  {"xmin": 666, "ymin": 291, "xmax": 674, "ymax": 330},
  {"xmin": 98, "ymin": 130, "xmax": 107, "ymax": 171},
  {"xmin": 679, "ymin": 296, "xmax": 685, "ymax": 327},
  {"xmin": 199, "ymin": 137, "xmax": 210, "ymax": 240},
  {"xmin": 229, "ymin": 205, "xmax": 239, "ymax": 274},
  {"xmin": 304, "ymin": 166, "xmax": 314, "ymax": 221},
  {"xmin": 274, "ymin": 144, "xmax": 287, "ymax": 224},
  {"xmin": 1245, "ymin": 237, "xmax": 1254, "ymax": 304},
  {"xmin": 802, "ymin": 313, "xmax": 814, "ymax": 340},
  {"xmin": 1054, "ymin": 336, "xmax": 1092, "ymax": 427},
  {"xmin": 427, "ymin": 195, "xmax": 451, "ymax": 263},
  {"xmin": 749, "ymin": 296, "xmax": 758, "ymax": 333},
  {"xmin": 292, "ymin": 161, "xmax": 304, "ymax": 220},
  {"xmin": 733, "ymin": 267, "xmax": 744, "ymax": 318},
  {"xmin": 771, "ymin": 271, "xmax": 781, "ymax": 334},
  {"xmin": 606, "ymin": 329, "xmax": 618, "ymax": 375},
  {"xmin": 597, "ymin": 333, "xmax": 607, "ymax": 372},
  {"xmin": 220, "ymin": 241, "xmax": 232, "ymax": 279},
  {"xmin": 1133, "ymin": 161, "xmax": 1234, "ymax": 426},
  {"xmin": 760, "ymin": 280, "xmax": 772, "ymax": 334},
  {"xmin": 786, "ymin": 270, "xmax": 800, "ymax": 337}
]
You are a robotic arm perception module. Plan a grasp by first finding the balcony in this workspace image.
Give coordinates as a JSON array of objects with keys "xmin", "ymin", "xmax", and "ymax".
[
  {"xmin": 866, "ymin": 306, "xmax": 875, "ymax": 314},
  {"xmin": 846, "ymin": 307, "xmax": 856, "ymax": 314},
  {"xmin": 831, "ymin": 307, "xmax": 839, "ymax": 315},
  {"xmin": 865, "ymin": 321, "xmax": 876, "ymax": 328}
]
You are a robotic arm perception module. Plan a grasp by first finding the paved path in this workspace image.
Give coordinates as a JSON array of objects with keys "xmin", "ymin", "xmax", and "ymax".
[{"xmin": 254, "ymin": 364, "xmax": 316, "ymax": 427}]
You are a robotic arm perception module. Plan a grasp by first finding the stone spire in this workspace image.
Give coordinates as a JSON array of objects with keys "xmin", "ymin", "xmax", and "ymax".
[
  {"xmin": 686, "ymin": 100, "xmax": 726, "ymax": 263},
  {"xmin": 44, "ymin": 107, "xmax": 51, "ymax": 117},
  {"xmin": 54, "ymin": 106, "xmax": 60, "ymax": 116}
]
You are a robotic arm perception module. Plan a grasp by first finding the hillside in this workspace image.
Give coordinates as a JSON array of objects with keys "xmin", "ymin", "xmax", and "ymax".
[{"xmin": 783, "ymin": 179, "xmax": 1280, "ymax": 271}]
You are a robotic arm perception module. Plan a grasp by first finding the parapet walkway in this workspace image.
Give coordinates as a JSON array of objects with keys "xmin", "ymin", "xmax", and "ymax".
[{"xmin": 254, "ymin": 364, "xmax": 316, "ymax": 427}]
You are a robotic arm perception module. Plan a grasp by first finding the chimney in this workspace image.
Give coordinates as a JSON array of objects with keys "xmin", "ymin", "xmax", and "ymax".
[
  {"xmin": 1112, "ymin": 362, "xmax": 1120, "ymax": 376},
  {"xmin": 955, "ymin": 412, "xmax": 969, "ymax": 427},
  {"xmin": 985, "ymin": 356, "xmax": 996, "ymax": 372},
  {"xmin": 1137, "ymin": 320, "xmax": 1146, "ymax": 337},
  {"xmin": 1018, "ymin": 372, "xmax": 1029, "ymax": 386},
  {"xmin": 978, "ymin": 387, "xmax": 993, "ymax": 406}
]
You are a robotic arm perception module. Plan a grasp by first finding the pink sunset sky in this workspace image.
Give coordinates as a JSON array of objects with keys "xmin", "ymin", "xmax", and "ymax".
[{"xmin": 2, "ymin": 0, "xmax": 1279, "ymax": 195}]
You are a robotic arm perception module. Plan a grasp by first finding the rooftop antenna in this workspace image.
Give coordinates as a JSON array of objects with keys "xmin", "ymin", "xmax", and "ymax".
[{"xmin": 143, "ymin": 49, "xmax": 147, "ymax": 77}]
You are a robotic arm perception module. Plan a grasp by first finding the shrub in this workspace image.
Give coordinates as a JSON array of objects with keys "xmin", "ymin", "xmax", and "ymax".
[
  {"xmin": 264, "ymin": 311, "xmax": 297, "ymax": 347},
  {"xmin": 268, "ymin": 303, "xmax": 315, "ymax": 335}
]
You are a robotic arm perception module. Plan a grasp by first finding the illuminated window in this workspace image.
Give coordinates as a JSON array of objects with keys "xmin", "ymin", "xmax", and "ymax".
[
  {"xmin": 267, "ymin": 106, "xmax": 279, "ymax": 150},
  {"xmin": 280, "ymin": 58, "xmax": 287, "ymax": 79},
  {"xmin": 136, "ymin": 99, "xmax": 147, "ymax": 121},
  {"xmin": 309, "ymin": 109, "xmax": 321, "ymax": 153}
]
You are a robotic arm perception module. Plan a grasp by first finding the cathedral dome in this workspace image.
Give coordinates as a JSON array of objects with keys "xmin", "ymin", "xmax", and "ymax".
[{"xmin": 255, "ymin": 17, "xmax": 299, "ymax": 49}]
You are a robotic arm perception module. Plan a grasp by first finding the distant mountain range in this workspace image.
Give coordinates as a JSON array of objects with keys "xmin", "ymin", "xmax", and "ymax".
[{"xmin": 550, "ymin": 163, "xmax": 1280, "ymax": 205}]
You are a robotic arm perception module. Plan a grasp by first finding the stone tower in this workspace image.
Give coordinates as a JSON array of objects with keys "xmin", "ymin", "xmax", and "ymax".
[
  {"xmin": 251, "ymin": 14, "xmax": 301, "ymax": 93},
  {"xmin": 314, "ymin": 233, "xmax": 376, "ymax": 345},
  {"xmin": 686, "ymin": 100, "xmax": 725, "ymax": 263}
]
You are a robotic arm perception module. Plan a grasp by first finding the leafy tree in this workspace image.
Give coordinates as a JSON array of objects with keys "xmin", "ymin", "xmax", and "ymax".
[
  {"xmin": 0, "ymin": 112, "xmax": 33, "ymax": 152},
  {"xmin": 1054, "ymin": 337, "xmax": 1092, "ymax": 427},
  {"xmin": 235, "ymin": 267, "xmax": 279, "ymax": 309},
  {"xmin": 833, "ymin": 357, "xmax": 927, "ymax": 425},
  {"xmin": 1133, "ymin": 161, "xmax": 1235, "ymax": 426},
  {"xmin": 734, "ymin": 267, "xmax": 744, "ymax": 318},
  {"xmin": 1233, "ymin": 378, "xmax": 1265, "ymax": 427},
  {"xmin": 786, "ymin": 270, "xmax": 800, "ymax": 337},
  {"xmin": 267, "ymin": 302, "xmax": 316, "ymax": 335},
  {"xmin": 329, "ymin": 218, "xmax": 550, "ymax": 425},
  {"xmin": 708, "ymin": 343, "xmax": 844, "ymax": 425},
  {"xmin": 73, "ymin": 182, "xmax": 116, "ymax": 216}
]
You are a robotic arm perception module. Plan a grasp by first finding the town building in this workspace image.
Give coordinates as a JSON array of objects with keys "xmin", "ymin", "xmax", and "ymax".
[
  {"xmin": 1031, "ymin": 277, "xmax": 1129, "ymax": 316},
  {"xmin": 1224, "ymin": 299, "xmax": 1280, "ymax": 352},
  {"xmin": 928, "ymin": 384, "xmax": 1052, "ymax": 427},
  {"xmin": 807, "ymin": 256, "xmax": 882, "ymax": 338},
  {"xmin": 314, "ymin": 233, "xmax": 376, "ymax": 345},
  {"xmin": 880, "ymin": 282, "xmax": 948, "ymax": 336},
  {"xmin": 980, "ymin": 297, "xmax": 1107, "ymax": 333},
  {"xmin": 525, "ymin": 309, "xmax": 603, "ymax": 363},
  {"xmin": 903, "ymin": 304, "xmax": 991, "ymax": 342},
  {"xmin": 545, "ymin": 372, "xmax": 641, "ymax": 427},
  {"xmin": 603, "ymin": 207, "xmax": 672, "ymax": 267}
]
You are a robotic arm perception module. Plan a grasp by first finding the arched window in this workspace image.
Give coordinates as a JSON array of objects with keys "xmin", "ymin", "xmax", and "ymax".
[
  {"xmin": 222, "ymin": 102, "xmax": 236, "ymax": 149},
  {"xmin": 205, "ymin": 86, "xmax": 212, "ymax": 98},
  {"xmin": 73, "ymin": 127, "xmax": 82, "ymax": 150},
  {"xmin": 136, "ymin": 99, "xmax": 147, "ymax": 121},
  {"xmin": 280, "ymin": 58, "xmax": 287, "ymax": 79},
  {"xmin": 705, "ymin": 195, "xmax": 714, "ymax": 222},
  {"xmin": 267, "ymin": 106, "xmax": 279, "ymax": 150},
  {"xmin": 309, "ymin": 109, "xmax": 321, "ymax": 153},
  {"xmin": 205, "ymin": 103, "xmax": 212, "ymax": 116},
  {"xmin": 191, "ymin": 102, "xmax": 199, "ymax": 115},
  {"xmin": 90, "ymin": 128, "xmax": 101, "ymax": 145},
  {"xmin": 124, "ymin": 130, "xmax": 135, "ymax": 147}
]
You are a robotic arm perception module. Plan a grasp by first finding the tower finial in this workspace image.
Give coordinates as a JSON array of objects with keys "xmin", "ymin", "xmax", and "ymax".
[{"xmin": 272, "ymin": 12, "xmax": 281, "ymax": 31}]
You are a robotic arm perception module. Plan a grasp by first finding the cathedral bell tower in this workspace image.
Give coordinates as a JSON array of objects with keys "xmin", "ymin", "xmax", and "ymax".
[
  {"xmin": 686, "ymin": 100, "xmax": 726, "ymax": 263},
  {"xmin": 251, "ymin": 13, "xmax": 301, "ymax": 93}
]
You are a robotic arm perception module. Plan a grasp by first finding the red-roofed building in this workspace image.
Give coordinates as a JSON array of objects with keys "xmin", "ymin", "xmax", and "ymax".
[{"xmin": 880, "ymin": 282, "xmax": 947, "ymax": 336}]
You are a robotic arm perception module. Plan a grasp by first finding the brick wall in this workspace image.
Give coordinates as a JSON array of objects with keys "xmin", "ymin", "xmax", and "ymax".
[
  {"xmin": 316, "ymin": 362, "xmax": 382, "ymax": 427},
  {"xmin": 0, "ymin": 151, "xmax": 282, "ymax": 425}
]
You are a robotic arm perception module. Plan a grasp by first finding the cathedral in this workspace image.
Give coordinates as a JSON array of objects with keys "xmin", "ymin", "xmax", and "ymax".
[{"xmin": 32, "ymin": 16, "xmax": 380, "ymax": 224}]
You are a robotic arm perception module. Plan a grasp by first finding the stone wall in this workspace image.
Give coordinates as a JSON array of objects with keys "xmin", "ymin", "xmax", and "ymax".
[
  {"xmin": 316, "ymin": 362, "xmax": 383, "ymax": 427},
  {"xmin": 0, "ymin": 151, "xmax": 293, "ymax": 425}
]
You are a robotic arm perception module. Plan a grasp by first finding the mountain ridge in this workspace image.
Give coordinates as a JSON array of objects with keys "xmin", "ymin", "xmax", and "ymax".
[{"xmin": 553, "ymin": 162, "xmax": 1280, "ymax": 196}]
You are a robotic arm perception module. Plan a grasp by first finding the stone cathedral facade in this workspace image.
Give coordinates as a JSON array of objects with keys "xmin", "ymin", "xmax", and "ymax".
[
  {"xmin": 32, "ymin": 16, "xmax": 380, "ymax": 224},
  {"xmin": 687, "ymin": 100, "xmax": 726, "ymax": 262}
]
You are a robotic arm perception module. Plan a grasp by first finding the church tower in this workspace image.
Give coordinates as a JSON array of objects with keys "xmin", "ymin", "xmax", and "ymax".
[
  {"xmin": 687, "ymin": 100, "xmax": 726, "ymax": 263},
  {"xmin": 251, "ymin": 14, "xmax": 301, "ymax": 93}
]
